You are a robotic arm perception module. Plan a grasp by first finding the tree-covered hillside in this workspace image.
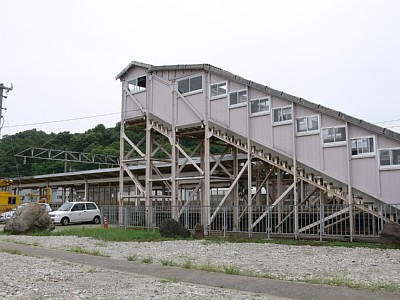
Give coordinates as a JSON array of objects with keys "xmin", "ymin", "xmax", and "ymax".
[
  {"xmin": 0, "ymin": 124, "xmax": 123, "ymax": 177},
  {"xmin": 0, "ymin": 123, "xmax": 225, "ymax": 178}
]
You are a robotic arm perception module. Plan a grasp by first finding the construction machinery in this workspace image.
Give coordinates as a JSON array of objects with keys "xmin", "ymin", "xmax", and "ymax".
[{"xmin": 0, "ymin": 179, "xmax": 21, "ymax": 212}]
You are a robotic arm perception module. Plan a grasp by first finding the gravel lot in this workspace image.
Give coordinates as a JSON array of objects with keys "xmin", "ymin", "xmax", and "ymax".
[{"xmin": 0, "ymin": 233, "xmax": 399, "ymax": 299}]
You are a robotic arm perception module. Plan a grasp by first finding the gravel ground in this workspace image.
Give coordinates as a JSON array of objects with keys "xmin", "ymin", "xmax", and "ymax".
[{"xmin": 0, "ymin": 234, "xmax": 399, "ymax": 299}]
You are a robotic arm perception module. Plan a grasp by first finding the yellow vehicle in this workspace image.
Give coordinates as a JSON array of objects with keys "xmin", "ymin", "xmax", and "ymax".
[{"xmin": 0, "ymin": 179, "xmax": 21, "ymax": 213}]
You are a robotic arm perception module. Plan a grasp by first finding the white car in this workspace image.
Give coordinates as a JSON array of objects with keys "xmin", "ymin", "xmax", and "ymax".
[{"xmin": 49, "ymin": 202, "xmax": 101, "ymax": 226}]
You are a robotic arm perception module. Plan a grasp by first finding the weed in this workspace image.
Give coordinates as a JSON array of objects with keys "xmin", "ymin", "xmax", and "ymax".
[
  {"xmin": 126, "ymin": 254, "xmax": 138, "ymax": 261},
  {"xmin": 141, "ymin": 257, "xmax": 153, "ymax": 264},
  {"xmin": 198, "ymin": 261, "xmax": 218, "ymax": 272},
  {"xmin": 222, "ymin": 265, "xmax": 240, "ymax": 275},
  {"xmin": 0, "ymin": 248, "xmax": 23, "ymax": 255},
  {"xmin": 160, "ymin": 277, "xmax": 179, "ymax": 283},
  {"xmin": 182, "ymin": 259, "xmax": 194, "ymax": 269},
  {"xmin": 87, "ymin": 267, "xmax": 97, "ymax": 273},
  {"xmin": 161, "ymin": 259, "xmax": 179, "ymax": 267},
  {"xmin": 67, "ymin": 246, "xmax": 109, "ymax": 257}
]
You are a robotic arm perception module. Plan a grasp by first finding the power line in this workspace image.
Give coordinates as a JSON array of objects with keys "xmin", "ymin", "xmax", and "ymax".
[
  {"xmin": 2, "ymin": 108, "xmax": 142, "ymax": 129},
  {"xmin": 3, "ymin": 112, "xmax": 121, "ymax": 128},
  {"xmin": 374, "ymin": 118, "xmax": 400, "ymax": 125}
]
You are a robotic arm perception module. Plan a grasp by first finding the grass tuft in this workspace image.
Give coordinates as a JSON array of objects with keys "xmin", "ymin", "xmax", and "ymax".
[
  {"xmin": 67, "ymin": 246, "xmax": 109, "ymax": 257},
  {"xmin": 161, "ymin": 259, "xmax": 179, "ymax": 267},
  {"xmin": 141, "ymin": 257, "xmax": 153, "ymax": 264},
  {"xmin": 160, "ymin": 277, "xmax": 179, "ymax": 283},
  {"xmin": 126, "ymin": 254, "xmax": 138, "ymax": 261},
  {"xmin": 0, "ymin": 248, "xmax": 23, "ymax": 255}
]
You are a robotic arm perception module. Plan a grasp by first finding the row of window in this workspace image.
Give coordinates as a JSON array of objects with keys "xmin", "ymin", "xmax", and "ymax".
[{"xmin": 128, "ymin": 75, "xmax": 399, "ymax": 169}]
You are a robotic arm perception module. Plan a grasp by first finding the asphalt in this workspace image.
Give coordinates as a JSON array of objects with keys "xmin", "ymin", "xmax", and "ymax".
[{"xmin": 0, "ymin": 240, "xmax": 399, "ymax": 300}]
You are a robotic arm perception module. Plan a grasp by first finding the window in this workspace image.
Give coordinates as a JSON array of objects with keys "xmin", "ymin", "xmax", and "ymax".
[
  {"xmin": 127, "ymin": 76, "xmax": 146, "ymax": 93},
  {"xmin": 210, "ymin": 82, "xmax": 227, "ymax": 98},
  {"xmin": 272, "ymin": 106, "xmax": 292, "ymax": 124},
  {"xmin": 250, "ymin": 97, "xmax": 270, "ymax": 115},
  {"xmin": 8, "ymin": 197, "xmax": 16, "ymax": 205},
  {"xmin": 229, "ymin": 90, "xmax": 247, "ymax": 106},
  {"xmin": 178, "ymin": 75, "xmax": 202, "ymax": 94},
  {"xmin": 351, "ymin": 137, "xmax": 375, "ymax": 157},
  {"xmin": 379, "ymin": 148, "xmax": 400, "ymax": 168},
  {"xmin": 86, "ymin": 203, "xmax": 97, "ymax": 210},
  {"xmin": 296, "ymin": 115, "xmax": 319, "ymax": 134},
  {"xmin": 322, "ymin": 126, "xmax": 346, "ymax": 145}
]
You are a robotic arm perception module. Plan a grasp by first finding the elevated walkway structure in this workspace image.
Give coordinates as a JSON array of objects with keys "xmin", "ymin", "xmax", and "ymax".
[{"xmin": 116, "ymin": 61, "xmax": 400, "ymax": 238}]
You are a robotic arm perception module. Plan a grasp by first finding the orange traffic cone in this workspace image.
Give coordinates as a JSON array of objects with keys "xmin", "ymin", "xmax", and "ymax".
[{"xmin": 103, "ymin": 216, "xmax": 108, "ymax": 229}]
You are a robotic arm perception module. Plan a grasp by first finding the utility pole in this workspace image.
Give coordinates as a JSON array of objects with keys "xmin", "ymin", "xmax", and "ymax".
[{"xmin": 0, "ymin": 83, "xmax": 13, "ymax": 138}]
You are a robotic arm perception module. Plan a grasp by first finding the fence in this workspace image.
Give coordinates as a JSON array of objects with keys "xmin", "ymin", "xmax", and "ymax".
[{"xmin": 101, "ymin": 203, "xmax": 400, "ymax": 241}]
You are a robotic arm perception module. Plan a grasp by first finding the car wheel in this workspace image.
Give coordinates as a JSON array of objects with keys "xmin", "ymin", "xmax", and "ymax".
[
  {"xmin": 93, "ymin": 216, "xmax": 100, "ymax": 224},
  {"xmin": 61, "ymin": 217, "xmax": 69, "ymax": 226}
]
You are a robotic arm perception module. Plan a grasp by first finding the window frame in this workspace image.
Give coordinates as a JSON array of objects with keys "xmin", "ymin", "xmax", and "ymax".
[
  {"xmin": 378, "ymin": 147, "xmax": 400, "ymax": 170},
  {"xmin": 296, "ymin": 115, "xmax": 320, "ymax": 136},
  {"xmin": 272, "ymin": 105, "xmax": 293, "ymax": 126},
  {"xmin": 350, "ymin": 136, "xmax": 376, "ymax": 158},
  {"xmin": 250, "ymin": 96, "xmax": 271, "ymax": 116},
  {"xmin": 321, "ymin": 125, "xmax": 347, "ymax": 147},
  {"xmin": 177, "ymin": 74, "xmax": 203, "ymax": 95},
  {"xmin": 229, "ymin": 89, "xmax": 247, "ymax": 108},
  {"xmin": 210, "ymin": 81, "xmax": 227, "ymax": 100},
  {"xmin": 127, "ymin": 76, "xmax": 147, "ymax": 94}
]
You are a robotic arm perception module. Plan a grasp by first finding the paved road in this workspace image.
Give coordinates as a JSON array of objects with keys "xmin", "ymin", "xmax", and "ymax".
[{"xmin": 0, "ymin": 240, "xmax": 399, "ymax": 300}]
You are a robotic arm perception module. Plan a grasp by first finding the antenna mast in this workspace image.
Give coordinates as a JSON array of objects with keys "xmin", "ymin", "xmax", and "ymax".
[{"xmin": 0, "ymin": 83, "xmax": 13, "ymax": 138}]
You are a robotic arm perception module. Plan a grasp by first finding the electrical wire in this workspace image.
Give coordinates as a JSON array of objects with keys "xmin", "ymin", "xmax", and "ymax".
[
  {"xmin": 3, "ymin": 112, "xmax": 121, "ymax": 128},
  {"xmin": 2, "ymin": 108, "xmax": 142, "ymax": 129}
]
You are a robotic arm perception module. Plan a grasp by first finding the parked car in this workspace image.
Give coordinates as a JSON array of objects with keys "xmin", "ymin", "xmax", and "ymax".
[
  {"xmin": 48, "ymin": 202, "xmax": 101, "ymax": 226},
  {"xmin": 0, "ymin": 203, "xmax": 51, "ymax": 223},
  {"xmin": 0, "ymin": 207, "xmax": 17, "ymax": 223}
]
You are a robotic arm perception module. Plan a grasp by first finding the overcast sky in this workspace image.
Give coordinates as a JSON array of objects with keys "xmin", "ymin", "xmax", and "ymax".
[{"xmin": 1, "ymin": 0, "xmax": 399, "ymax": 137}]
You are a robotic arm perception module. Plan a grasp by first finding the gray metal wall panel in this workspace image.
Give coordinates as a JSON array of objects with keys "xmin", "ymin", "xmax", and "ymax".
[
  {"xmin": 271, "ymin": 96, "xmax": 291, "ymax": 107},
  {"xmin": 273, "ymin": 125, "xmax": 293, "ymax": 155},
  {"xmin": 228, "ymin": 106, "xmax": 248, "ymax": 137},
  {"xmin": 377, "ymin": 135, "xmax": 400, "ymax": 148},
  {"xmin": 380, "ymin": 171, "xmax": 400, "ymax": 204},
  {"xmin": 124, "ymin": 91, "xmax": 146, "ymax": 120},
  {"xmin": 321, "ymin": 114, "xmax": 345, "ymax": 128},
  {"xmin": 210, "ymin": 74, "xmax": 227, "ymax": 84},
  {"xmin": 229, "ymin": 81, "xmax": 246, "ymax": 91},
  {"xmin": 176, "ymin": 92, "xmax": 205, "ymax": 126},
  {"xmin": 322, "ymin": 146, "xmax": 348, "ymax": 183},
  {"xmin": 351, "ymin": 157, "xmax": 378, "ymax": 196},
  {"xmin": 248, "ymin": 88, "xmax": 268, "ymax": 100},
  {"xmin": 250, "ymin": 115, "xmax": 272, "ymax": 146},
  {"xmin": 296, "ymin": 134, "xmax": 322, "ymax": 170},
  {"xmin": 151, "ymin": 80, "xmax": 172, "ymax": 124},
  {"xmin": 210, "ymin": 97, "xmax": 228, "ymax": 126},
  {"xmin": 122, "ymin": 67, "xmax": 148, "ymax": 81}
]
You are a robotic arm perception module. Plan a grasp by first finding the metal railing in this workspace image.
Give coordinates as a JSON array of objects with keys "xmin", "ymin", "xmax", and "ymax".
[{"xmin": 100, "ymin": 203, "xmax": 400, "ymax": 241}]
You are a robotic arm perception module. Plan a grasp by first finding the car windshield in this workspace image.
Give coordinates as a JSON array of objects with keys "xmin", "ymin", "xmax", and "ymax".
[{"xmin": 58, "ymin": 202, "xmax": 73, "ymax": 211}]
